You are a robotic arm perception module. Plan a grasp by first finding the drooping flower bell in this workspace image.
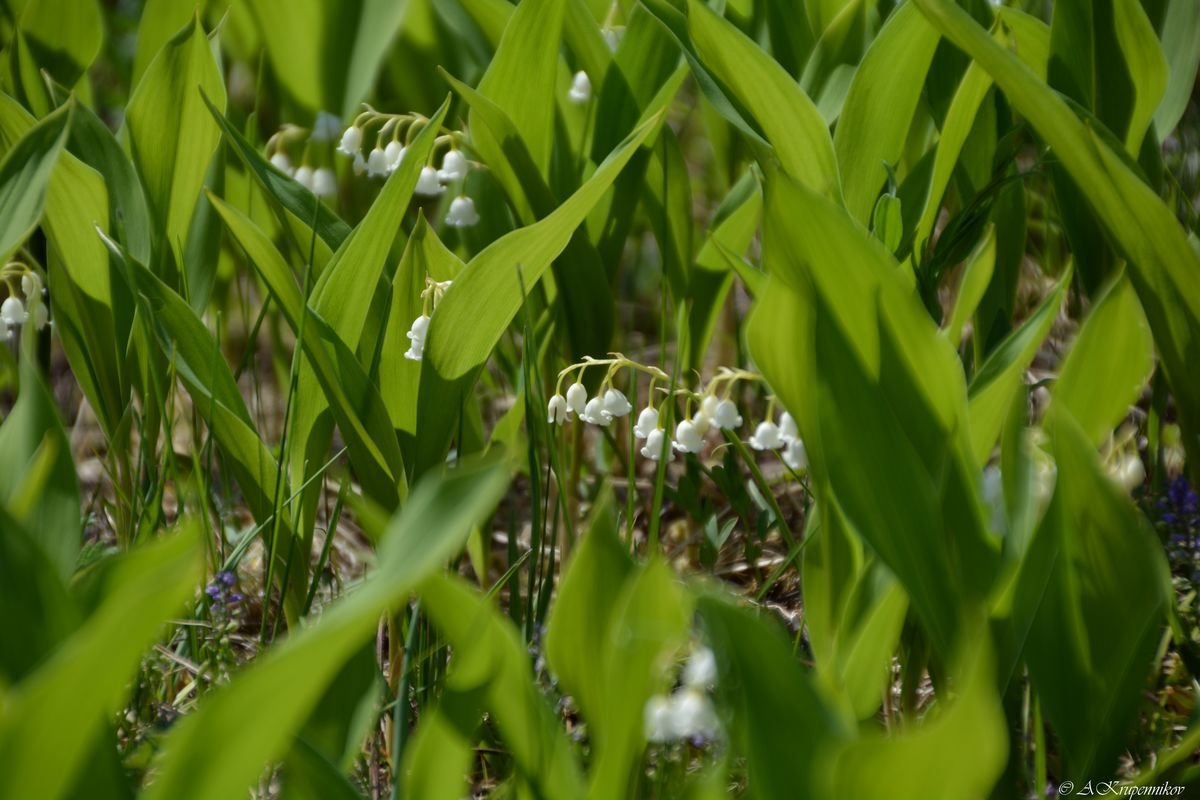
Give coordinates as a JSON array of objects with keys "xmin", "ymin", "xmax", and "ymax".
[
  {"xmin": 21, "ymin": 272, "xmax": 42, "ymax": 300},
  {"xmin": 384, "ymin": 140, "xmax": 406, "ymax": 173},
  {"xmin": 641, "ymin": 428, "xmax": 672, "ymax": 461},
  {"xmin": 404, "ymin": 314, "xmax": 431, "ymax": 361},
  {"xmin": 673, "ymin": 419, "xmax": 705, "ymax": 454},
  {"xmin": 748, "ymin": 420, "xmax": 784, "ymax": 451},
  {"xmin": 568, "ymin": 70, "xmax": 592, "ymax": 104},
  {"xmin": 438, "ymin": 149, "xmax": 468, "ymax": 183},
  {"xmin": 312, "ymin": 168, "xmax": 337, "ymax": 198},
  {"xmin": 779, "ymin": 412, "xmax": 799, "ymax": 442},
  {"xmin": 445, "ymin": 196, "xmax": 480, "ymax": 228},
  {"xmin": 633, "ymin": 407, "xmax": 659, "ymax": 440},
  {"xmin": 644, "ymin": 695, "xmax": 673, "ymax": 743},
  {"xmin": 269, "ymin": 152, "xmax": 294, "ymax": 176},
  {"xmin": 581, "ymin": 396, "xmax": 613, "ymax": 426},
  {"xmin": 602, "ymin": 387, "xmax": 633, "ymax": 418},
  {"xmin": 565, "ymin": 382, "xmax": 587, "ymax": 417},
  {"xmin": 547, "ymin": 394, "xmax": 568, "ymax": 425},
  {"xmin": 712, "ymin": 399, "xmax": 742, "ymax": 430},
  {"xmin": 29, "ymin": 301, "xmax": 48, "ymax": 331},
  {"xmin": 602, "ymin": 27, "xmax": 623, "ymax": 52},
  {"xmin": 414, "ymin": 166, "xmax": 444, "ymax": 197},
  {"xmin": 783, "ymin": 437, "xmax": 807, "ymax": 471},
  {"xmin": 338, "ymin": 124, "xmax": 363, "ymax": 156},
  {"xmin": 352, "ymin": 152, "xmax": 366, "ymax": 176},
  {"xmin": 311, "ymin": 111, "xmax": 342, "ymax": 142},
  {"xmin": 669, "ymin": 687, "xmax": 719, "ymax": 740},
  {"xmin": 683, "ymin": 647, "xmax": 717, "ymax": 688},
  {"xmin": 366, "ymin": 147, "xmax": 389, "ymax": 178},
  {"xmin": 293, "ymin": 165, "xmax": 314, "ymax": 191}
]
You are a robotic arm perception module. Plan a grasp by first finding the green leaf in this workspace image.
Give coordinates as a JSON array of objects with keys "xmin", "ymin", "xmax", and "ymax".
[
  {"xmin": 913, "ymin": 0, "xmax": 1200, "ymax": 481},
  {"xmin": 126, "ymin": 13, "xmax": 226, "ymax": 280},
  {"xmin": 418, "ymin": 572, "xmax": 586, "ymax": 800},
  {"xmin": 870, "ymin": 193, "xmax": 902, "ymax": 254},
  {"xmin": 16, "ymin": 0, "xmax": 102, "ymax": 90},
  {"xmin": 1053, "ymin": 271, "xmax": 1154, "ymax": 446},
  {"xmin": 1013, "ymin": 410, "xmax": 1171, "ymax": 779},
  {"xmin": 944, "ymin": 223, "xmax": 995, "ymax": 346},
  {"xmin": 833, "ymin": 2, "xmax": 940, "ymax": 225},
  {"xmin": 1113, "ymin": 0, "xmax": 1168, "ymax": 154},
  {"xmin": 0, "ymin": 100, "xmax": 71, "ymax": 264},
  {"xmin": 0, "ymin": 524, "xmax": 204, "ymax": 800},
  {"xmin": 0, "ymin": 349, "xmax": 81, "ymax": 581},
  {"xmin": 144, "ymin": 460, "xmax": 510, "ymax": 800},
  {"xmin": 1153, "ymin": 0, "xmax": 1200, "ymax": 136}
]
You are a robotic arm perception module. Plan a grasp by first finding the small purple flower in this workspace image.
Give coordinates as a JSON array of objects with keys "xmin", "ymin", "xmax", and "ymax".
[
  {"xmin": 218, "ymin": 570, "xmax": 236, "ymax": 587},
  {"xmin": 229, "ymin": 592, "xmax": 244, "ymax": 605},
  {"xmin": 204, "ymin": 584, "xmax": 221, "ymax": 600}
]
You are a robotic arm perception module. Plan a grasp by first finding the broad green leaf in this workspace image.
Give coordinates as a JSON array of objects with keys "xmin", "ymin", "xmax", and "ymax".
[
  {"xmin": 126, "ymin": 14, "xmax": 226, "ymax": 277},
  {"xmin": 0, "ymin": 101, "xmax": 71, "ymax": 264},
  {"xmin": 966, "ymin": 271, "xmax": 1068, "ymax": 466},
  {"xmin": 1053, "ymin": 272, "xmax": 1154, "ymax": 446},
  {"xmin": 823, "ymin": 642, "xmax": 1007, "ymax": 799},
  {"xmin": 643, "ymin": 0, "xmax": 840, "ymax": 200},
  {"xmin": 870, "ymin": 193, "xmax": 902, "ymax": 254},
  {"xmin": 400, "ymin": 704, "xmax": 476, "ymax": 800},
  {"xmin": 414, "ymin": 112, "xmax": 660, "ymax": 473},
  {"xmin": 144, "ymin": 460, "xmax": 510, "ymax": 800},
  {"xmin": 131, "ymin": 0, "xmax": 196, "ymax": 88},
  {"xmin": 0, "ymin": 348, "xmax": 81, "ymax": 581},
  {"xmin": 0, "ymin": 524, "xmax": 204, "ymax": 800},
  {"xmin": 914, "ymin": 0, "xmax": 1200, "ymax": 481},
  {"xmin": 1153, "ymin": 0, "xmax": 1200, "ymax": 136},
  {"xmin": 698, "ymin": 594, "xmax": 848, "ymax": 798},
  {"xmin": 471, "ymin": 0, "xmax": 565, "ymax": 179},
  {"xmin": 944, "ymin": 224, "xmax": 995, "ymax": 346},
  {"xmin": 834, "ymin": 2, "xmax": 940, "ymax": 225},
  {"xmin": 1113, "ymin": 0, "xmax": 1168, "ymax": 154},
  {"xmin": 1013, "ymin": 410, "xmax": 1170, "ymax": 779},
  {"xmin": 418, "ymin": 572, "xmax": 586, "ymax": 800},
  {"xmin": 16, "ymin": 0, "xmax": 102, "ymax": 90}
]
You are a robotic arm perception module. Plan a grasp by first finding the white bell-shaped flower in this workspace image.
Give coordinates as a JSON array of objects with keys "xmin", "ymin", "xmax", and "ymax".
[
  {"xmin": 352, "ymin": 152, "xmax": 366, "ymax": 176},
  {"xmin": 783, "ymin": 437, "xmax": 808, "ymax": 471},
  {"xmin": 269, "ymin": 152, "xmax": 294, "ymax": 175},
  {"xmin": 669, "ymin": 688, "xmax": 719, "ymax": 740},
  {"xmin": 404, "ymin": 314, "xmax": 431, "ymax": 361},
  {"xmin": 438, "ymin": 149, "xmax": 468, "ymax": 182},
  {"xmin": 565, "ymin": 383, "xmax": 587, "ymax": 416},
  {"xmin": 602, "ymin": 27, "xmax": 622, "ymax": 52},
  {"xmin": 641, "ymin": 428, "xmax": 672, "ymax": 461},
  {"xmin": 602, "ymin": 388, "xmax": 633, "ymax": 418},
  {"xmin": 338, "ymin": 125, "xmax": 363, "ymax": 156},
  {"xmin": 779, "ymin": 412, "xmax": 799, "ymax": 442},
  {"xmin": 366, "ymin": 148, "xmax": 389, "ymax": 178},
  {"xmin": 713, "ymin": 399, "xmax": 742, "ymax": 430},
  {"xmin": 311, "ymin": 168, "xmax": 337, "ymax": 198},
  {"xmin": 1110, "ymin": 453, "xmax": 1146, "ymax": 493},
  {"xmin": 30, "ymin": 301, "xmax": 48, "ymax": 331},
  {"xmin": 547, "ymin": 394, "xmax": 568, "ymax": 425},
  {"xmin": 21, "ymin": 272, "xmax": 42, "ymax": 300},
  {"xmin": 445, "ymin": 196, "xmax": 480, "ymax": 228},
  {"xmin": 581, "ymin": 396, "xmax": 613, "ymax": 426},
  {"xmin": 644, "ymin": 695, "xmax": 673, "ymax": 743},
  {"xmin": 384, "ymin": 140, "xmax": 406, "ymax": 173},
  {"xmin": 312, "ymin": 111, "xmax": 342, "ymax": 142},
  {"xmin": 748, "ymin": 420, "xmax": 784, "ymax": 451},
  {"xmin": 633, "ymin": 407, "xmax": 659, "ymax": 440},
  {"xmin": 414, "ymin": 166, "xmax": 444, "ymax": 197},
  {"xmin": 1, "ymin": 296, "xmax": 26, "ymax": 327},
  {"xmin": 673, "ymin": 419, "xmax": 705, "ymax": 454},
  {"xmin": 683, "ymin": 646, "xmax": 717, "ymax": 688},
  {"xmin": 568, "ymin": 70, "xmax": 592, "ymax": 104},
  {"xmin": 294, "ymin": 166, "xmax": 314, "ymax": 190}
]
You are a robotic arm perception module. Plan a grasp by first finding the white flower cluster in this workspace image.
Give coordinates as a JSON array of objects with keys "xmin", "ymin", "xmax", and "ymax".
[
  {"xmin": 644, "ymin": 646, "xmax": 720, "ymax": 744},
  {"xmin": 265, "ymin": 116, "xmax": 339, "ymax": 198},
  {"xmin": 335, "ymin": 109, "xmax": 479, "ymax": 228},
  {"xmin": 2, "ymin": 268, "xmax": 49, "ymax": 342},
  {"xmin": 547, "ymin": 360, "xmax": 808, "ymax": 470},
  {"xmin": 403, "ymin": 277, "xmax": 453, "ymax": 362}
]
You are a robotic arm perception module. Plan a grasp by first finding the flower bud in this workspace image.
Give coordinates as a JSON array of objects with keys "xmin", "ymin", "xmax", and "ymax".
[
  {"xmin": 568, "ymin": 70, "xmax": 592, "ymax": 104},
  {"xmin": 352, "ymin": 152, "xmax": 366, "ymax": 176},
  {"xmin": 338, "ymin": 125, "xmax": 364, "ymax": 155},
  {"xmin": 602, "ymin": 387, "xmax": 633, "ymax": 418},
  {"xmin": 547, "ymin": 394, "xmax": 568, "ymax": 424},
  {"xmin": 269, "ymin": 152, "xmax": 294, "ymax": 176},
  {"xmin": 312, "ymin": 168, "xmax": 337, "ymax": 198},
  {"xmin": 673, "ymin": 419, "xmax": 705, "ymax": 454},
  {"xmin": 633, "ymin": 407, "xmax": 659, "ymax": 439},
  {"xmin": 565, "ymin": 382, "xmax": 587, "ymax": 416},
  {"xmin": 30, "ymin": 301, "xmax": 48, "ymax": 331},
  {"xmin": 21, "ymin": 272, "xmax": 42, "ymax": 299},
  {"xmin": 445, "ymin": 196, "xmax": 480, "ymax": 228},
  {"xmin": 293, "ymin": 166, "xmax": 314, "ymax": 190},
  {"xmin": 414, "ymin": 166, "xmax": 445, "ymax": 197}
]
